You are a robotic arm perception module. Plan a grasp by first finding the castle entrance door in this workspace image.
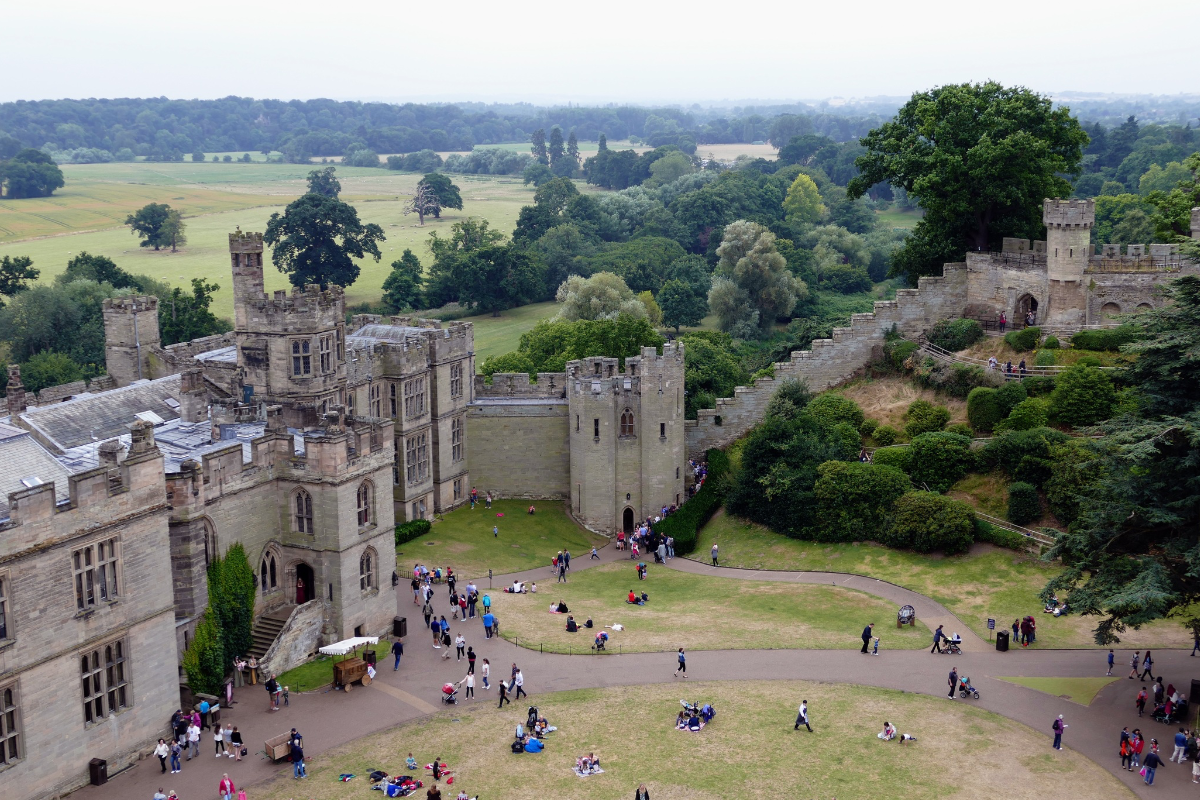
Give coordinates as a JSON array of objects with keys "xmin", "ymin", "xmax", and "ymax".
[
  {"xmin": 295, "ymin": 562, "xmax": 314, "ymax": 604},
  {"xmin": 1017, "ymin": 294, "xmax": 1038, "ymax": 325},
  {"xmin": 622, "ymin": 507, "xmax": 635, "ymax": 534}
]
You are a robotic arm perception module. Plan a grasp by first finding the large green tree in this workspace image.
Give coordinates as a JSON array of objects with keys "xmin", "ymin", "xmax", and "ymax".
[
  {"xmin": 263, "ymin": 192, "xmax": 385, "ymax": 288},
  {"xmin": 555, "ymin": 272, "xmax": 647, "ymax": 322},
  {"xmin": 381, "ymin": 249, "xmax": 424, "ymax": 311},
  {"xmin": 531, "ymin": 129, "xmax": 548, "ymax": 165},
  {"xmin": 0, "ymin": 255, "xmax": 38, "ymax": 304},
  {"xmin": 125, "ymin": 202, "xmax": 175, "ymax": 250},
  {"xmin": 418, "ymin": 173, "xmax": 463, "ymax": 218},
  {"xmin": 658, "ymin": 279, "xmax": 708, "ymax": 332},
  {"xmin": 1145, "ymin": 152, "xmax": 1200, "ymax": 240},
  {"xmin": 60, "ymin": 252, "xmax": 142, "ymax": 290},
  {"xmin": 708, "ymin": 220, "xmax": 805, "ymax": 338},
  {"xmin": 159, "ymin": 279, "xmax": 229, "ymax": 345},
  {"xmin": 457, "ymin": 244, "xmax": 543, "ymax": 316},
  {"xmin": 847, "ymin": 82, "xmax": 1088, "ymax": 281},
  {"xmin": 0, "ymin": 149, "xmax": 65, "ymax": 198},
  {"xmin": 1121, "ymin": 275, "xmax": 1200, "ymax": 416},
  {"xmin": 306, "ymin": 166, "xmax": 341, "ymax": 198},
  {"xmin": 424, "ymin": 218, "xmax": 505, "ymax": 306}
]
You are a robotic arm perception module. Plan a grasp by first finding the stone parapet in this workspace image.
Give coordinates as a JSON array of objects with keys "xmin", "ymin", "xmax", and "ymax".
[{"xmin": 1043, "ymin": 198, "xmax": 1095, "ymax": 227}]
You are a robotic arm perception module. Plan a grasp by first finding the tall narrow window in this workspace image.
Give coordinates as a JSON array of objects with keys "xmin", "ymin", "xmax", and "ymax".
[
  {"xmin": 593, "ymin": 418, "xmax": 599, "ymax": 438},
  {"xmin": 260, "ymin": 553, "xmax": 279, "ymax": 591},
  {"xmin": 450, "ymin": 363, "xmax": 462, "ymax": 398},
  {"xmin": 294, "ymin": 489, "xmax": 313, "ymax": 534},
  {"xmin": 369, "ymin": 383, "xmax": 381, "ymax": 417},
  {"xmin": 451, "ymin": 417, "xmax": 463, "ymax": 463},
  {"xmin": 357, "ymin": 481, "xmax": 373, "ymax": 526},
  {"xmin": 0, "ymin": 684, "xmax": 19, "ymax": 766},
  {"xmin": 81, "ymin": 639, "xmax": 129, "ymax": 725},
  {"xmin": 292, "ymin": 340, "xmax": 311, "ymax": 376},
  {"xmin": 620, "ymin": 408, "xmax": 635, "ymax": 437},
  {"xmin": 660, "ymin": 422, "xmax": 666, "ymax": 438},
  {"xmin": 406, "ymin": 437, "xmax": 418, "ymax": 484},
  {"xmin": 416, "ymin": 433, "xmax": 429, "ymax": 481},
  {"xmin": 359, "ymin": 549, "xmax": 375, "ymax": 592},
  {"xmin": 0, "ymin": 576, "xmax": 8, "ymax": 641},
  {"xmin": 453, "ymin": 479, "xmax": 463, "ymax": 500},
  {"xmin": 73, "ymin": 538, "xmax": 120, "ymax": 611},
  {"xmin": 320, "ymin": 335, "xmax": 332, "ymax": 373},
  {"xmin": 336, "ymin": 329, "xmax": 344, "ymax": 361},
  {"xmin": 389, "ymin": 383, "xmax": 397, "ymax": 417},
  {"xmin": 403, "ymin": 378, "xmax": 426, "ymax": 418}
]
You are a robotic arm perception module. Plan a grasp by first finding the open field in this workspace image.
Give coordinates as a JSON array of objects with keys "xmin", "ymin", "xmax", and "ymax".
[
  {"xmin": 875, "ymin": 206, "xmax": 923, "ymax": 230},
  {"xmin": 254, "ymin": 681, "xmax": 1133, "ymax": 800},
  {"xmin": 0, "ymin": 161, "xmax": 540, "ymax": 320},
  {"xmin": 999, "ymin": 676, "xmax": 1120, "ymax": 706},
  {"xmin": 459, "ymin": 301, "xmax": 562, "ymax": 364},
  {"xmin": 396, "ymin": 499, "xmax": 607, "ymax": 582},
  {"xmin": 695, "ymin": 512, "xmax": 1188, "ymax": 649},
  {"xmin": 490, "ymin": 561, "xmax": 928, "ymax": 654}
]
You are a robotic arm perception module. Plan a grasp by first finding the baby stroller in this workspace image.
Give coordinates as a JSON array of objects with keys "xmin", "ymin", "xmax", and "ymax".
[
  {"xmin": 592, "ymin": 631, "xmax": 609, "ymax": 652},
  {"xmin": 526, "ymin": 706, "xmax": 539, "ymax": 729},
  {"xmin": 441, "ymin": 682, "xmax": 459, "ymax": 705},
  {"xmin": 957, "ymin": 675, "xmax": 980, "ymax": 700},
  {"xmin": 943, "ymin": 634, "xmax": 963, "ymax": 655}
]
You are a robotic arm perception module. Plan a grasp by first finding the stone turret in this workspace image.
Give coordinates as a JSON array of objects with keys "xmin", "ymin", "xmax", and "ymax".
[
  {"xmin": 103, "ymin": 295, "xmax": 162, "ymax": 387},
  {"xmin": 5, "ymin": 364, "xmax": 26, "ymax": 415},
  {"xmin": 230, "ymin": 228, "xmax": 265, "ymax": 331},
  {"xmin": 1043, "ymin": 198, "xmax": 1094, "ymax": 327},
  {"xmin": 1191, "ymin": 207, "xmax": 1200, "ymax": 240}
]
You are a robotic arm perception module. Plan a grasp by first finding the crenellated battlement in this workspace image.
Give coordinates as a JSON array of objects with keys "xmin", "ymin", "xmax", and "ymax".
[
  {"xmin": 1043, "ymin": 198, "xmax": 1095, "ymax": 227},
  {"xmin": 474, "ymin": 372, "xmax": 567, "ymax": 399}
]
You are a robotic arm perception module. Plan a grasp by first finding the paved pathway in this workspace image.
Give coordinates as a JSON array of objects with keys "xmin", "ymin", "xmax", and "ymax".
[{"xmin": 75, "ymin": 545, "xmax": 1196, "ymax": 800}]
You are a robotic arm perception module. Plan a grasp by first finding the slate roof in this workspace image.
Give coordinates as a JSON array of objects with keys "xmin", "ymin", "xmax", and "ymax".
[
  {"xmin": 195, "ymin": 345, "xmax": 237, "ymax": 364},
  {"xmin": 19, "ymin": 375, "xmax": 182, "ymax": 452},
  {"xmin": 0, "ymin": 421, "xmax": 72, "ymax": 515},
  {"xmin": 347, "ymin": 323, "xmax": 427, "ymax": 347}
]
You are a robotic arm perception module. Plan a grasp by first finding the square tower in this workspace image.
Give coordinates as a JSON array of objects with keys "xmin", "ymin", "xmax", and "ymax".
[{"xmin": 1043, "ymin": 198, "xmax": 1094, "ymax": 327}]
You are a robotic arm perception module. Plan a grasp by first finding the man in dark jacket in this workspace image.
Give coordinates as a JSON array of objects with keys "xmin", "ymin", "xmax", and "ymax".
[
  {"xmin": 931, "ymin": 625, "xmax": 945, "ymax": 654},
  {"xmin": 861, "ymin": 623, "xmax": 874, "ymax": 654},
  {"xmin": 947, "ymin": 667, "xmax": 958, "ymax": 699},
  {"xmin": 1143, "ymin": 742, "xmax": 1163, "ymax": 785},
  {"xmin": 391, "ymin": 638, "xmax": 404, "ymax": 670}
]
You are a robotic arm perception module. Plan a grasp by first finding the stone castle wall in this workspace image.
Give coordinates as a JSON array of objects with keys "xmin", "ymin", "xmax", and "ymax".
[{"xmin": 466, "ymin": 400, "xmax": 571, "ymax": 499}]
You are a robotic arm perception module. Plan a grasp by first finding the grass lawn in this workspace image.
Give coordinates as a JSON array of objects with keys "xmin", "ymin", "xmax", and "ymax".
[
  {"xmin": 397, "ymin": 499, "xmax": 606, "ymax": 582},
  {"xmin": 490, "ymin": 561, "xmax": 928, "ymax": 654},
  {"xmin": 272, "ymin": 641, "xmax": 385, "ymax": 693},
  {"xmin": 695, "ymin": 512, "xmax": 1187, "ymax": 650},
  {"xmin": 999, "ymin": 676, "xmax": 1120, "ymax": 706},
  {"xmin": 253, "ymin": 680, "xmax": 1132, "ymax": 800},
  {"xmin": 461, "ymin": 300, "xmax": 562, "ymax": 365},
  {"xmin": 875, "ymin": 206, "xmax": 924, "ymax": 230}
]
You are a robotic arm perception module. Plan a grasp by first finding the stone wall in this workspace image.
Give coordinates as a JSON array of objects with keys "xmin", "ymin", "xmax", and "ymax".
[
  {"xmin": 466, "ymin": 401, "xmax": 570, "ymax": 498},
  {"xmin": 684, "ymin": 262, "xmax": 969, "ymax": 458},
  {"xmin": 260, "ymin": 599, "xmax": 330, "ymax": 678}
]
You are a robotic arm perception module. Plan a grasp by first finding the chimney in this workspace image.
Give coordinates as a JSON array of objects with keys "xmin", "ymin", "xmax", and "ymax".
[
  {"xmin": 6, "ymin": 364, "xmax": 27, "ymax": 415},
  {"xmin": 179, "ymin": 367, "xmax": 208, "ymax": 424},
  {"xmin": 98, "ymin": 440, "xmax": 123, "ymax": 466}
]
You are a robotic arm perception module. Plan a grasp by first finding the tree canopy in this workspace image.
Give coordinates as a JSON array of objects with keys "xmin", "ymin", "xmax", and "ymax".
[
  {"xmin": 708, "ymin": 220, "xmax": 805, "ymax": 338},
  {"xmin": 555, "ymin": 272, "xmax": 647, "ymax": 322},
  {"xmin": 263, "ymin": 192, "xmax": 385, "ymax": 288},
  {"xmin": 381, "ymin": 249, "xmax": 424, "ymax": 311},
  {"xmin": 0, "ymin": 255, "xmax": 38, "ymax": 304},
  {"xmin": 306, "ymin": 166, "xmax": 341, "ymax": 197},
  {"xmin": 0, "ymin": 148, "xmax": 65, "ymax": 198},
  {"xmin": 418, "ymin": 173, "xmax": 463, "ymax": 218},
  {"xmin": 125, "ymin": 203, "xmax": 177, "ymax": 250},
  {"xmin": 848, "ymin": 82, "xmax": 1088, "ymax": 281}
]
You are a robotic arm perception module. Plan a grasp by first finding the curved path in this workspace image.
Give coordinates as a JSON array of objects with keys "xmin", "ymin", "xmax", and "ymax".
[{"xmin": 78, "ymin": 544, "xmax": 1192, "ymax": 800}]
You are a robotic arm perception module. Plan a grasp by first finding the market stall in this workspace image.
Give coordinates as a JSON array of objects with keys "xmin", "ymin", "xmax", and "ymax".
[{"xmin": 319, "ymin": 636, "xmax": 379, "ymax": 691}]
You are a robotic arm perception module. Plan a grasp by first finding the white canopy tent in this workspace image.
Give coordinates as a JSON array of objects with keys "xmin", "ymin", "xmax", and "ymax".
[{"xmin": 318, "ymin": 636, "xmax": 379, "ymax": 656}]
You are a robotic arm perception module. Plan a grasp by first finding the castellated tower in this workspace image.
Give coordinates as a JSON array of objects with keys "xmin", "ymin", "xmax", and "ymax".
[
  {"xmin": 1043, "ymin": 198, "xmax": 1094, "ymax": 327},
  {"xmin": 567, "ymin": 343, "xmax": 686, "ymax": 534},
  {"xmin": 229, "ymin": 230, "xmax": 347, "ymax": 425},
  {"xmin": 103, "ymin": 295, "xmax": 162, "ymax": 387},
  {"xmin": 1191, "ymin": 207, "xmax": 1200, "ymax": 239}
]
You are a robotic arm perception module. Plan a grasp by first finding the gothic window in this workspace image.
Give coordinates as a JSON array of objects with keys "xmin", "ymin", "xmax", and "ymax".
[
  {"xmin": 357, "ymin": 481, "xmax": 373, "ymax": 527},
  {"xmin": 450, "ymin": 364, "xmax": 462, "ymax": 398},
  {"xmin": 81, "ymin": 639, "xmax": 129, "ymax": 725},
  {"xmin": 291, "ymin": 340, "xmax": 311, "ymax": 376},
  {"xmin": 389, "ymin": 383, "xmax": 397, "ymax": 417},
  {"xmin": 346, "ymin": 391, "xmax": 355, "ymax": 416},
  {"xmin": 294, "ymin": 489, "xmax": 313, "ymax": 534},
  {"xmin": 320, "ymin": 335, "xmax": 332, "ymax": 373},
  {"xmin": 359, "ymin": 548, "xmax": 376, "ymax": 592},
  {"xmin": 451, "ymin": 417, "xmax": 463, "ymax": 462},
  {"xmin": 403, "ymin": 378, "xmax": 426, "ymax": 419},
  {"xmin": 336, "ymin": 329, "xmax": 344, "ymax": 361},
  {"xmin": 369, "ymin": 383, "xmax": 381, "ymax": 417},
  {"xmin": 201, "ymin": 520, "xmax": 217, "ymax": 567},
  {"xmin": 73, "ymin": 538, "xmax": 119, "ymax": 611},
  {"xmin": 453, "ymin": 479, "xmax": 463, "ymax": 501},
  {"xmin": 620, "ymin": 408, "xmax": 635, "ymax": 437},
  {"xmin": 0, "ymin": 683, "xmax": 19, "ymax": 766},
  {"xmin": 260, "ymin": 550, "xmax": 279, "ymax": 592}
]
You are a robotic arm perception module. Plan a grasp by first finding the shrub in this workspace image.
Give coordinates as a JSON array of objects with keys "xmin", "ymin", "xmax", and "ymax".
[
  {"xmin": 871, "ymin": 445, "xmax": 911, "ymax": 473},
  {"xmin": 904, "ymin": 400, "xmax": 951, "ymax": 438},
  {"xmin": 974, "ymin": 517, "xmax": 1032, "ymax": 550},
  {"xmin": 1045, "ymin": 440, "xmax": 1102, "ymax": 525},
  {"xmin": 1014, "ymin": 455, "xmax": 1054, "ymax": 487},
  {"xmin": 182, "ymin": 612, "xmax": 225, "ymax": 696},
  {"xmin": 1034, "ymin": 349, "xmax": 1056, "ymax": 367},
  {"xmin": 884, "ymin": 339, "xmax": 918, "ymax": 370},
  {"xmin": 995, "ymin": 380, "xmax": 1028, "ymax": 415},
  {"xmin": 395, "ymin": 518, "xmax": 432, "ymax": 546},
  {"xmin": 966, "ymin": 387, "xmax": 1003, "ymax": 432},
  {"xmin": 942, "ymin": 363, "xmax": 993, "ymax": 399},
  {"xmin": 805, "ymin": 392, "xmax": 865, "ymax": 430},
  {"xmin": 873, "ymin": 426, "xmax": 898, "ymax": 447},
  {"xmin": 946, "ymin": 423, "xmax": 973, "ymax": 438},
  {"xmin": 859, "ymin": 419, "xmax": 878, "ymax": 437},
  {"xmin": 1049, "ymin": 364, "xmax": 1116, "ymax": 427},
  {"xmin": 1042, "ymin": 335, "xmax": 1060, "ymax": 349},
  {"xmin": 1004, "ymin": 326, "xmax": 1041, "ymax": 351},
  {"xmin": 928, "ymin": 318, "xmax": 985, "ymax": 352},
  {"xmin": 996, "ymin": 398, "xmax": 1049, "ymax": 433},
  {"xmin": 764, "ymin": 378, "xmax": 811, "ymax": 421},
  {"xmin": 1076, "ymin": 355, "xmax": 1102, "ymax": 367},
  {"xmin": 653, "ymin": 448, "xmax": 729, "ymax": 554},
  {"xmin": 813, "ymin": 461, "xmax": 911, "ymax": 542},
  {"xmin": 1006, "ymin": 482, "xmax": 1041, "ymax": 525},
  {"xmin": 981, "ymin": 427, "xmax": 1070, "ymax": 478},
  {"xmin": 1022, "ymin": 375, "xmax": 1056, "ymax": 396},
  {"xmin": 888, "ymin": 492, "xmax": 976, "ymax": 554},
  {"xmin": 1069, "ymin": 324, "xmax": 1140, "ymax": 351},
  {"xmin": 908, "ymin": 432, "xmax": 974, "ymax": 493}
]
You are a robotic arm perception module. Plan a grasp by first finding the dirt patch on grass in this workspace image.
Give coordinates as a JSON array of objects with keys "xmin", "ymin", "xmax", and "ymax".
[{"xmin": 837, "ymin": 376, "xmax": 967, "ymax": 433}]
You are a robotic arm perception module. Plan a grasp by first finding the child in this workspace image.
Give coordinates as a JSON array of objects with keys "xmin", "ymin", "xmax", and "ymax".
[
  {"xmin": 406, "ymin": 754, "xmax": 418, "ymax": 771},
  {"xmin": 872, "ymin": 636, "xmax": 880, "ymax": 656},
  {"xmin": 282, "ymin": 686, "xmax": 290, "ymax": 707}
]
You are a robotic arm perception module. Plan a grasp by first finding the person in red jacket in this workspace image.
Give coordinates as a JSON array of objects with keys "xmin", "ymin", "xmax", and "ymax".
[{"xmin": 218, "ymin": 773, "xmax": 236, "ymax": 800}]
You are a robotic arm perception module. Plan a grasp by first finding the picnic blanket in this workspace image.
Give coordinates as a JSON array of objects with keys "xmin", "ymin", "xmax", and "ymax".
[{"xmin": 574, "ymin": 766, "xmax": 606, "ymax": 778}]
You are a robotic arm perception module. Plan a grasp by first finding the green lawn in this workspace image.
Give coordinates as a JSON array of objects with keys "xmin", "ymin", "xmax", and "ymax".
[
  {"xmin": 874, "ymin": 206, "xmax": 924, "ymax": 230},
  {"xmin": 254, "ymin": 681, "xmax": 1132, "ymax": 800},
  {"xmin": 999, "ymin": 676, "xmax": 1120, "ymax": 706},
  {"xmin": 272, "ymin": 640, "xmax": 386, "ymax": 693},
  {"xmin": 491, "ymin": 561, "xmax": 928, "ymax": 654},
  {"xmin": 695, "ymin": 512, "xmax": 1187, "ymax": 650},
  {"xmin": 460, "ymin": 300, "xmax": 562, "ymax": 365},
  {"xmin": 397, "ymin": 499, "xmax": 606, "ymax": 582}
]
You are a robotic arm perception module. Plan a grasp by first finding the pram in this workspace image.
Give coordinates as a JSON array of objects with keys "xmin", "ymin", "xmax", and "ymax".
[
  {"xmin": 941, "ymin": 634, "xmax": 963, "ymax": 655},
  {"xmin": 956, "ymin": 675, "xmax": 980, "ymax": 700},
  {"xmin": 441, "ymin": 683, "xmax": 459, "ymax": 705},
  {"xmin": 592, "ymin": 631, "xmax": 609, "ymax": 652},
  {"xmin": 680, "ymin": 700, "xmax": 715, "ymax": 723}
]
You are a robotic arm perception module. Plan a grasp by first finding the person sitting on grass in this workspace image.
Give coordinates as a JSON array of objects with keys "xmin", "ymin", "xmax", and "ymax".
[
  {"xmin": 565, "ymin": 615, "xmax": 578, "ymax": 633},
  {"xmin": 676, "ymin": 711, "xmax": 688, "ymax": 729},
  {"xmin": 627, "ymin": 590, "xmax": 644, "ymax": 605},
  {"xmin": 878, "ymin": 722, "xmax": 896, "ymax": 741},
  {"xmin": 406, "ymin": 754, "xmax": 418, "ymax": 771},
  {"xmin": 528, "ymin": 505, "xmax": 536, "ymax": 515},
  {"xmin": 509, "ymin": 580, "xmax": 525, "ymax": 594}
]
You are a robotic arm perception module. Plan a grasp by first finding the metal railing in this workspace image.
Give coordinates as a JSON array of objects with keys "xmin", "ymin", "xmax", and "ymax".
[
  {"xmin": 915, "ymin": 336, "xmax": 1068, "ymax": 379},
  {"xmin": 975, "ymin": 511, "xmax": 1057, "ymax": 548}
]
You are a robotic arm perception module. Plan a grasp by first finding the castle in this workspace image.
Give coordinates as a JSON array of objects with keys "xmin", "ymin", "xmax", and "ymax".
[{"xmin": 0, "ymin": 201, "xmax": 1195, "ymax": 797}]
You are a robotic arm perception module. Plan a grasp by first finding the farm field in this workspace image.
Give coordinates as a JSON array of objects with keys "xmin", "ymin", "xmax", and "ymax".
[{"xmin": 459, "ymin": 301, "xmax": 563, "ymax": 364}]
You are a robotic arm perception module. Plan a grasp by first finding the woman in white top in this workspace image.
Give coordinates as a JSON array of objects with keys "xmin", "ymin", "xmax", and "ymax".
[
  {"xmin": 464, "ymin": 671, "xmax": 475, "ymax": 699},
  {"xmin": 154, "ymin": 739, "xmax": 170, "ymax": 773},
  {"xmin": 481, "ymin": 659, "xmax": 490, "ymax": 690},
  {"xmin": 213, "ymin": 725, "xmax": 224, "ymax": 757}
]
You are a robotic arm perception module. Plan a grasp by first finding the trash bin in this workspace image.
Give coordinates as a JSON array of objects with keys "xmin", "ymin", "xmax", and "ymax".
[
  {"xmin": 995, "ymin": 630, "xmax": 1009, "ymax": 652},
  {"xmin": 363, "ymin": 649, "xmax": 377, "ymax": 666},
  {"xmin": 1190, "ymin": 679, "xmax": 1200, "ymax": 705},
  {"xmin": 393, "ymin": 616, "xmax": 407, "ymax": 638},
  {"xmin": 89, "ymin": 758, "xmax": 108, "ymax": 786}
]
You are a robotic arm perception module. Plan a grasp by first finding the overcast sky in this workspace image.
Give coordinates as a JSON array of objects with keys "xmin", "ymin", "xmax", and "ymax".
[{"xmin": 7, "ymin": 0, "xmax": 1198, "ymax": 104}]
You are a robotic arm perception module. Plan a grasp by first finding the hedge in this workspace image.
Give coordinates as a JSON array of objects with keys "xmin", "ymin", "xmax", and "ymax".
[
  {"xmin": 1070, "ymin": 324, "xmax": 1140, "ymax": 352},
  {"xmin": 907, "ymin": 432, "xmax": 975, "ymax": 493},
  {"xmin": 995, "ymin": 398, "xmax": 1049, "ymax": 433},
  {"xmin": 805, "ymin": 392, "xmax": 865, "ymax": 430},
  {"xmin": 1049, "ymin": 364, "xmax": 1116, "ymax": 427},
  {"xmin": 887, "ymin": 491, "xmax": 975, "ymax": 554},
  {"xmin": 1022, "ymin": 375, "xmax": 1056, "ymax": 396},
  {"xmin": 653, "ymin": 448, "xmax": 730, "ymax": 555},
  {"xmin": 928, "ymin": 318, "xmax": 985, "ymax": 352},
  {"xmin": 995, "ymin": 381, "xmax": 1028, "ymax": 415},
  {"xmin": 973, "ymin": 517, "xmax": 1033, "ymax": 550},
  {"xmin": 1042, "ymin": 335, "xmax": 1060, "ymax": 349},
  {"xmin": 813, "ymin": 461, "xmax": 911, "ymax": 542},
  {"xmin": 904, "ymin": 399, "xmax": 951, "ymax": 438},
  {"xmin": 395, "ymin": 518, "xmax": 432, "ymax": 546},
  {"xmin": 873, "ymin": 425, "xmax": 898, "ymax": 447},
  {"xmin": 1006, "ymin": 481, "xmax": 1041, "ymax": 525},
  {"xmin": 966, "ymin": 387, "xmax": 1004, "ymax": 432},
  {"xmin": 871, "ymin": 445, "xmax": 911, "ymax": 472},
  {"xmin": 1004, "ymin": 326, "xmax": 1041, "ymax": 351},
  {"xmin": 980, "ymin": 427, "xmax": 1070, "ymax": 478}
]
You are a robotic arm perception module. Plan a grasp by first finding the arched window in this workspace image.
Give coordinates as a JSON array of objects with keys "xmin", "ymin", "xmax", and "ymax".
[
  {"xmin": 260, "ymin": 547, "xmax": 280, "ymax": 592},
  {"xmin": 357, "ymin": 481, "xmax": 373, "ymax": 526},
  {"xmin": 201, "ymin": 519, "xmax": 217, "ymax": 567},
  {"xmin": 360, "ymin": 548, "xmax": 376, "ymax": 592},
  {"xmin": 294, "ymin": 489, "xmax": 313, "ymax": 534},
  {"xmin": 620, "ymin": 408, "xmax": 635, "ymax": 437}
]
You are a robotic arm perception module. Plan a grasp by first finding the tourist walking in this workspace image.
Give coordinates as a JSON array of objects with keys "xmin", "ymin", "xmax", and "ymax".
[
  {"xmin": 467, "ymin": 646, "xmax": 476, "ymax": 674},
  {"xmin": 1171, "ymin": 728, "xmax": 1188, "ymax": 762},
  {"xmin": 1136, "ymin": 688, "xmax": 1147, "ymax": 716},
  {"xmin": 219, "ymin": 774, "xmax": 236, "ymax": 800},
  {"xmin": 514, "ymin": 669, "xmax": 527, "ymax": 699},
  {"xmin": 1129, "ymin": 651, "xmax": 1141, "ymax": 679},
  {"xmin": 169, "ymin": 739, "xmax": 182, "ymax": 773},
  {"xmin": 498, "ymin": 678, "xmax": 510, "ymax": 707},
  {"xmin": 931, "ymin": 625, "xmax": 944, "ymax": 654},
  {"xmin": 947, "ymin": 666, "xmax": 958, "ymax": 699},
  {"xmin": 861, "ymin": 623, "xmax": 874, "ymax": 654},
  {"xmin": 455, "ymin": 633, "xmax": 466, "ymax": 661},
  {"xmin": 1120, "ymin": 729, "xmax": 1134, "ymax": 771},
  {"xmin": 186, "ymin": 721, "xmax": 200, "ymax": 760},
  {"xmin": 557, "ymin": 561, "xmax": 567, "ymax": 583},
  {"xmin": 464, "ymin": 672, "xmax": 475, "ymax": 700},
  {"xmin": 481, "ymin": 658, "xmax": 490, "ymax": 690},
  {"xmin": 1140, "ymin": 650, "xmax": 1155, "ymax": 682},
  {"xmin": 229, "ymin": 726, "xmax": 243, "ymax": 761},
  {"xmin": 1143, "ymin": 741, "xmax": 1162, "ymax": 785},
  {"xmin": 591, "ymin": 546, "xmax": 599, "ymax": 560},
  {"xmin": 711, "ymin": 544, "xmax": 719, "ymax": 566},
  {"xmin": 154, "ymin": 739, "xmax": 170, "ymax": 773},
  {"xmin": 392, "ymin": 638, "xmax": 404, "ymax": 670},
  {"xmin": 676, "ymin": 647, "xmax": 687, "ymax": 678},
  {"xmin": 1052, "ymin": 715, "xmax": 1066, "ymax": 750},
  {"xmin": 431, "ymin": 616, "xmax": 442, "ymax": 648},
  {"xmin": 1107, "ymin": 649, "xmax": 1114, "ymax": 676},
  {"xmin": 794, "ymin": 700, "xmax": 812, "ymax": 732}
]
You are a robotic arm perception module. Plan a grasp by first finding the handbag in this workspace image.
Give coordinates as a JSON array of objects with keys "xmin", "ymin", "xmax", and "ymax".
[{"xmin": 1140, "ymin": 767, "xmax": 1147, "ymax": 777}]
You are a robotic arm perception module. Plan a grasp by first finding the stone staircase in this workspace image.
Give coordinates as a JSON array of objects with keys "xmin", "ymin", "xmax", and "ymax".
[{"xmin": 248, "ymin": 606, "xmax": 295, "ymax": 660}]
